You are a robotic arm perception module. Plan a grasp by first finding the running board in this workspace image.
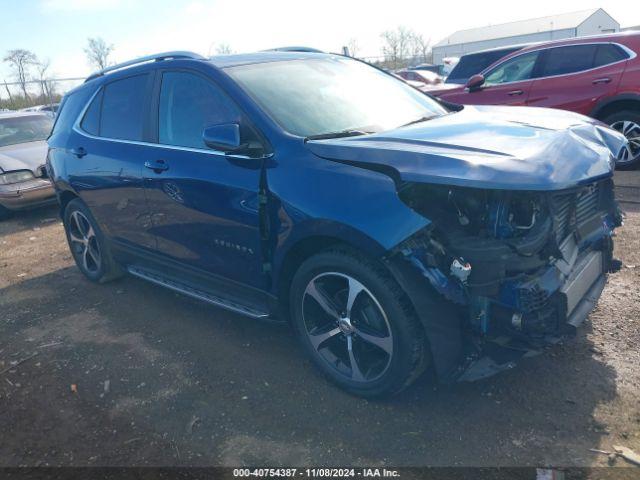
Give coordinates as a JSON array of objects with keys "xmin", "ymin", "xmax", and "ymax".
[{"xmin": 127, "ymin": 266, "xmax": 270, "ymax": 319}]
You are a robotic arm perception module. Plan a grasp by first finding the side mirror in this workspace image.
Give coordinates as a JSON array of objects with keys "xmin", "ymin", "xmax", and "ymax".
[
  {"xmin": 465, "ymin": 74, "xmax": 485, "ymax": 91},
  {"xmin": 202, "ymin": 123, "xmax": 245, "ymax": 152}
]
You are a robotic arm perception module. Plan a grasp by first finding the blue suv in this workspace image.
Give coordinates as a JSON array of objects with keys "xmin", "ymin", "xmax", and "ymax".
[{"xmin": 47, "ymin": 51, "xmax": 626, "ymax": 396}]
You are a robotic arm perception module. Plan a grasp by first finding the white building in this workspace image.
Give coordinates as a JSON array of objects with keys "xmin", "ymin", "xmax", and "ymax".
[{"xmin": 432, "ymin": 8, "xmax": 620, "ymax": 65}]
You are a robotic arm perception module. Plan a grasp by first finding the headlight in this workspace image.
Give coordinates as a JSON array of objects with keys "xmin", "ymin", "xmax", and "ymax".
[{"xmin": 0, "ymin": 170, "xmax": 34, "ymax": 185}]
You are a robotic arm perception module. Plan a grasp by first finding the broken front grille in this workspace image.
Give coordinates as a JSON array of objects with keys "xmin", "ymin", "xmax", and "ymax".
[{"xmin": 550, "ymin": 181, "xmax": 605, "ymax": 242}]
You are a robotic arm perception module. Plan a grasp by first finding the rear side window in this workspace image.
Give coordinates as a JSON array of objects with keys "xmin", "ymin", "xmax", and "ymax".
[
  {"xmin": 99, "ymin": 74, "xmax": 148, "ymax": 141},
  {"xmin": 539, "ymin": 45, "xmax": 598, "ymax": 77},
  {"xmin": 594, "ymin": 44, "xmax": 628, "ymax": 67}
]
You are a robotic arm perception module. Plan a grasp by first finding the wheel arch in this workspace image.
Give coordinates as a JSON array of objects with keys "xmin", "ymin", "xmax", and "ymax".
[
  {"xmin": 58, "ymin": 189, "xmax": 79, "ymax": 218},
  {"xmin": 273, "ymin": 220, "xmax": 396, "ymax": 309},
  {"xmin": 591, "ymin": 94, "xmax": 640, "ymax": 120}
]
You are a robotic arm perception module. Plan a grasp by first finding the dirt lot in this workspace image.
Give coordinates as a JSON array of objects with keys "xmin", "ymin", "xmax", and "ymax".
[{"xmin": 1, "ymin": 172, "xmax": 639, "ymax": 468}]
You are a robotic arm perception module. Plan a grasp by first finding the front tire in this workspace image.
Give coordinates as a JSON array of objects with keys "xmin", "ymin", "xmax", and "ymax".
[
  {"xmin": 603, "ymin": 110, "xmax": 640, "ymax": 170},
  {"xmin": 63, "ymin": 198, "xmax": 122, "ymax": 283},
  {"xmin": 290, "ymin": 248, "xmax": 427, "ymax": 397}
]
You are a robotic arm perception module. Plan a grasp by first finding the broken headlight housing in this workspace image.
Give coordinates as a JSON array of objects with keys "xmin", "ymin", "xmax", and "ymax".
[{"xmin": 0, "ymin": 170, "xmax": 34, "ymax": 185}]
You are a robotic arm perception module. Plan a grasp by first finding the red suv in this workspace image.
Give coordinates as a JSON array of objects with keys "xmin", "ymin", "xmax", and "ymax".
[{"xmin": 428, "ymin": 32, "xmax": 640, "ymax": 169}]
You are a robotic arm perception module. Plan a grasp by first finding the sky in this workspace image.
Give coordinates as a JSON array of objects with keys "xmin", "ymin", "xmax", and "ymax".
[{"xmin": 1, "ymin": 0, "xmax": 639, "ymax": 82}]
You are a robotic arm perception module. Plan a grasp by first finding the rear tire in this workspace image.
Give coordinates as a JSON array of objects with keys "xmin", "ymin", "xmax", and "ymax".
[
  {"xmin": 603, "ymin": 110, "xmax": 640, "ymax": 170},
  {"xmin": 63, "ymin": 198, "xmax": 122, "ymax": 283},
  {"xmin": 289, "ymin": 248, "xmax": 427, "ymax": 397}
]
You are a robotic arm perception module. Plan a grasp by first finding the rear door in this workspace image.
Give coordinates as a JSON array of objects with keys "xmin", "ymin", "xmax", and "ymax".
[
  {"xmin": 527, "ymin": 44, "xmax": 627, "ymax": 115},
  {"xmin": 69, "ymin": 73, "xmax": 157, "ymax": 250},
  {"xmin": 454, "ymin": 50, "xmax": 541, "ymax": 106}
]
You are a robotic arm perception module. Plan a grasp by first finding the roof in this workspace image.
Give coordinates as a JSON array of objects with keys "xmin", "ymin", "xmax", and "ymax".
[
  {"xmin": 208, "ymin": 51, "xmax": 341, "ymax": 68},
  {"xmin": 434, "ymin": 8, "xmax": 607, "ymax": 47}
]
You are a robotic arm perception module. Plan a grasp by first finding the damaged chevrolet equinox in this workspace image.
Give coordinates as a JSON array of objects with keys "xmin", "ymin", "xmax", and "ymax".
[{"xmin": 47, "ymin": 51, "xmax": 627, "ymax": 396}]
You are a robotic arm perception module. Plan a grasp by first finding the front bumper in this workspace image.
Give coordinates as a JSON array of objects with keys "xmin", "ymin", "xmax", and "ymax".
[
  {"xmin": 0, "ymin": 178, "xmax": 56, "ymax": 211},
  {"xmin": 386, "ymin": 214, "xmax": 618, "ymax": 384}
]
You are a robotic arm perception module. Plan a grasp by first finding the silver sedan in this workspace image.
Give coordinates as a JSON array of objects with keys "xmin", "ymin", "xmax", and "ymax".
[{"xmin": 0, "ymin": 112, "xmax": 56, "ymax": 219}]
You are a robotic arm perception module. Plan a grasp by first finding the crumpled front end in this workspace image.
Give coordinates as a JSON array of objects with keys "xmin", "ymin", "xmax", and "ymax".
[{"xmin": 389, "ymin": 177, "xmax": 622, "ymax": 382}]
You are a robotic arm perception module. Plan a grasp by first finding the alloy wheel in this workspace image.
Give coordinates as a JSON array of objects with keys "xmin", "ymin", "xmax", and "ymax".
[
  {"xmin": 611, "ymin": 120, "xmax": 640, "ymax": 165},
  {"xmin": 302, "ymin": 272, "xmax": 393, "ymax": 383},
  {"xmin": 68, "ymin": 210, "xmax": 101, "ymax": 274}
]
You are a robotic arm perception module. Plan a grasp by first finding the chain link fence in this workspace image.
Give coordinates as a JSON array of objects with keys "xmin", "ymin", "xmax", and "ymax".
[{"xmin": 0, "ymin": 77, "xmax": 84, "ymax": 111}]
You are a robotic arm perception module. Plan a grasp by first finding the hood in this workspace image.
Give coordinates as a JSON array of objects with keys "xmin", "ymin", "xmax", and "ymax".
[
  {"xmin": 305, "ymin": 105, "xmax": 626, "ymax": 191},
  {"xmin": 0, "ymin": 140, "xmax": 48, "ymax": 175}
]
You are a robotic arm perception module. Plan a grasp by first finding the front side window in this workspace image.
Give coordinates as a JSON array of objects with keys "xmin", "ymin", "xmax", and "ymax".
[
  {"xmin": 99, "ymin": 74, "xmax": 148, "ymax": 141},
  {"xmin": 539, "ymin": 45, "xmax": 598, "ymax": 77},
  {"xmin": 446, "ymin": 48, "xmax": 521, "ymax": 84},
  {"xmin": 158, "ymin": 71, "xmax": 242, "ymax": 149},
  {"xmin": 0, "ymin": 115, "xmax": 53, "ymax": 147},
  {"xmin": 484, "ymin": 51, "xmax": 540, "ymax": 85},
  {"xmin": 227, "ymin": 57, "xmax": 447, "ymax": 138}
]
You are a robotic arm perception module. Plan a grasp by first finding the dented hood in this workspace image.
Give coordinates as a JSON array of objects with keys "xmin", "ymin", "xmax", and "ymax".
[{"xmin": 306, "ymin": 105, "xmax": 626, "ymax": 191}]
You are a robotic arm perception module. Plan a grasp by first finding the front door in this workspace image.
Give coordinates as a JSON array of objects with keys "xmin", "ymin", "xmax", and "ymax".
[
  {"xmin": 454, "ymin": 50, "xmax": 542, "ymax": 106},
  {"xmin": 143, "ymin": 69, "xmax": 266, "ymax": 289}
]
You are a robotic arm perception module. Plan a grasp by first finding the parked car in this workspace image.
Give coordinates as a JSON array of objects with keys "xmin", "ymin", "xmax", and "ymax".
[
  {"xmin": 47, "ymin": 51, "xmax": 625, "ymax": 396},
  {"xmin": 0, "ymin": 112, "xmax": 56, "ymax": 219},
  {"xmin": 428, "ymin": 32, "xmax": 640, "ymax": 169},
  {"xmin": 411, "ymin": 63, "xmax": 444, "ymax": 76},
  {"xmin": 391, "ymin": 73, "xmax": 426, "ymax": 89},
  {"xmin": 439, "ymin": 45, "xmax": 531, "ymax": 86},
  {"xmin": 395, "ymin": 68, "xmax": 443, "ymax": 87},
  {"xmin": 20, "ymin": 104, "xmax": 60, "ymax": 115}
]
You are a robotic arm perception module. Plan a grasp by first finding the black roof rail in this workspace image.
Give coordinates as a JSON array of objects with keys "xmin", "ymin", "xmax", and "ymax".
[{"xmin": 85, "ymin": 51, "xmax": 205, "ymax": 82}]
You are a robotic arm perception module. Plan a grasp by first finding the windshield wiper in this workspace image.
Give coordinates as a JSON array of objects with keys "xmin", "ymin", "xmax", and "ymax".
[
  {"xmin": 305, "ymin": 129, "xmax": 371, "ymax": 141},
  {"xmin": 400, "ymin": 115, "xmax": 437, "ymax": 128}
]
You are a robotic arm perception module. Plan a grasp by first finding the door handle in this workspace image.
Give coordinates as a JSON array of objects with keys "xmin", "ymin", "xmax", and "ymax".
[
  {"xmin": 507, "ymin": 90, "xmax": 524, "ymax": 96},
  {"xmin": 144, "ymin": 159, "xmax": 169, "ymax": 173},
  {"xmin": 592, "ymin": 77, "xmax": 611, "ymax": 85},
  {"xmin": 70, "ymin": 147, "xmax": 87, "ymax": 158}
]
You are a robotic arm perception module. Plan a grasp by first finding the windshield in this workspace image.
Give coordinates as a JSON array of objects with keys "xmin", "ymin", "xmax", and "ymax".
[
  {"xmin": 0, "ymin": 115, "xmax": 53, "ymax": 147},
  {"xmin": 446, "ymin": 48, "xmax": 521, "ymax": 84},
  {"xmin": 227, "ymin": 57, "xmax": 447, "ymax": 138}
]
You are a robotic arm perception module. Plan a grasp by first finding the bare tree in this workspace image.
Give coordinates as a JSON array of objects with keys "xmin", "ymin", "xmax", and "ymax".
[
  {"xmin": 347, "ymin": 38, "xmax": 360, "ymax": 58},
  {"xmin": 36, "ymin": 58, "xmax": 53, "ymax": 99},
  {"xmin": 3, "ymin": 49, "xmax": 37, "ymax": 99},
  {"xmin": 411, "ymin": 33, "xmax": 431, "ymax": 64},
  {"xmin": 84, "ymin": 37, "xmax": 114, "ymax": 70},
  {"xmin": 380, "ymin": 27, "xmax": 413, "ymax": 69},
  {"xmin": 215, "ymin": 43, "xmax": 233, "ymax": 55}
]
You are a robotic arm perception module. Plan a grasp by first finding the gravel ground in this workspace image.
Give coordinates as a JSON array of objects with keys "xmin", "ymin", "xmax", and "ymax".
[{"xmin": 0, "ymin": 171, "xmax": 639, "ymax": 468}]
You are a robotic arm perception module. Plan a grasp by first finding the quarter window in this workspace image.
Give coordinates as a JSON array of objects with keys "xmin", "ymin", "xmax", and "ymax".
[
  {"xmin": 484, "ymin": 51, "xmax": 540, "ymax": 85},
  {"xmin": 99, "ymin": 74, "xmax": 148, "ymax": 141},
  {"xmin": 158, "ymin": 71, "xmax": 242, "ymax": 150},
  {"xmin": 80, "ymin": 89, "xmax": 102, "ymax": 136},
  {"xmin": 594, "ymin": 44, "xmax": 628, "ymax": 67}
]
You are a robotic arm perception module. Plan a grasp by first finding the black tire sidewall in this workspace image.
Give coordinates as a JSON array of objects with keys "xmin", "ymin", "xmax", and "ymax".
[
  {"xmin": 604, "ymin": 110, "xmax": 640, "ymax": 170},
  {"xmin": 63, "ymin": 199, "xmax": 110, "ymax": 283},
  {"xmin": 290, "ymin": 249, "xmax": 425, "ymax": 397}
]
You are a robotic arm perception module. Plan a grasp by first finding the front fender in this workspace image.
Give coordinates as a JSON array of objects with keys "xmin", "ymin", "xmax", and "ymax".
[{"xmin": 267, "ymin": 148, "xmax": 429, "ymax": 288}]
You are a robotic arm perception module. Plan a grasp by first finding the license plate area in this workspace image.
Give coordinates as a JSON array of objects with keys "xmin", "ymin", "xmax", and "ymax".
[{"xmin": 560, "ymin": 250, "xmax": 603, "ymax": 316}]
